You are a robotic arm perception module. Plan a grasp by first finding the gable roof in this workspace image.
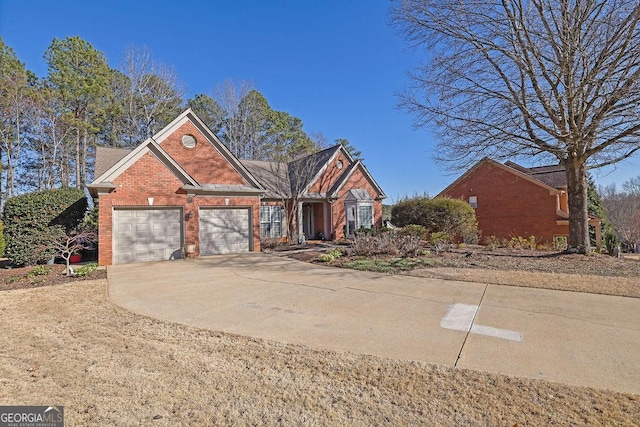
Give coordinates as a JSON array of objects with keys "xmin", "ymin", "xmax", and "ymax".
[
  {"xmin": 89, "ymin": 112, "xmax": 386, "ymax": 201},
  {"xmin": 93, "ymin": 147, "xmax": 130, "ymax": 179},
  {"xmin": 437, "ymin": 158, "xmax": 563, "ymax": 197},
  {"xmin": 240, "ymin": 159, "xmax": 291, "ymax": 198},
  {"xmin": 154, "ymin": 109, "xmax": 263, "ymax": 189},
  {"xmin": 327, "ymin": 160, "xmax": 386, "ymax": 200},
  {"xmin": 291, "ymin": 144, "xmax": 345, "ymax": 194},
  {"xmin": 88, "ymin": 137, "xmax": 200, "ymax": 197},
  {"xmin": 505, "ymin": 161, "xmax": 567, "ymax": 188},
  {"xmin": 88, "ymin": 109, "xmax": 265, "ymax": 197}
]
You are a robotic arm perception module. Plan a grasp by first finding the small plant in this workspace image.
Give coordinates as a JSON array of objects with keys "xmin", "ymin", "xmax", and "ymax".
[
  {"xmin": 27, "ymin": 265, "xmax": 52, "ymax": 278},
  {"xmin": 74, "ymin": 263, "xmax": 98, "ymax": 277},
  {"xmin": 430, "ymin": 231, "xmax": 450, "ymax": 253},
  {"xmin": 553, "ymin": 235, "xmax": 568, "ymax": 251},
  {"xmin": 318, "ymin": 248, "xmax": 343, "ymax": 263},
  {"xmin": 508, "ymin": 235, "xmax": 537, "ymax": 250},
  {"xmin": 484, "ymin": 235, "xmax": 501, "ymax": 250}
]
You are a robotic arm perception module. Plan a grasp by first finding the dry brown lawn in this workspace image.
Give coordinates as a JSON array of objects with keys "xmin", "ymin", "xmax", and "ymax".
[
  {"xmin": 293, "ymin": 247, "xmax": 640, "ymax": 298},
  {"xmin": 409, "ymin": 267, "xmax": 640, "ymax": 298},
  {"xmin": 1, "ymin": 279, "xmax": 638, "ymax": 426}
]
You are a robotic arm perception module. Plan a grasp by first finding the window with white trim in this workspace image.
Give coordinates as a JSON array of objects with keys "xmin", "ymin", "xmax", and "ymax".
[
  {"xmin": 260, "ymin": 206, "xmax": 283, "ymax": 238},
  {"xmin": 357, "ymin": 204, "xmax": 373, "ymax": 229},
  {"xmin": 345, "ymin": 202, "xmax": 374, "ymax": 237},
  {"xmin": 469, "ymin": 196, "xmax": 478, "ymax": 209}
]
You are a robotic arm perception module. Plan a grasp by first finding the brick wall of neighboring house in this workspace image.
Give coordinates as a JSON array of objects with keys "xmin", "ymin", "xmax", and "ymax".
[
  {"xmin": 331, "ymin": 167, "xmax": 383, "ymax": 240},
  {"xmin": 97, "ymin": 151, "xmax": 260, "ymax": 265},
  {"xmin": 309, "ymin": 152, "xmax": 351, "ymax": 194},
  {"xmin": 161, "ymin": 122, "xmax": 249, "ymax": 185},
  {"xmin": 441, "ymin": 161, "xmax": 568, "ymax": 244}
]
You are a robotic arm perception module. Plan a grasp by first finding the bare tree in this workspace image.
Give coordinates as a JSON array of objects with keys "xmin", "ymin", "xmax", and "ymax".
[
  {"xmin": 273, "ymin": 154, "xmax": 323, "ymax": 242},
  {"xmin": 213, "ymin": 80, "xmax": 263, "ymax": 159},
  {"xmin": 393, "ymin": 0, "xmax": 640, "ymax": 253},
  {"xmin": 122, "ymin": 46, "xmax": 184, "ymax": 143},
  {"xmin": 47, "ymin": 228, "xmax": 97, "ymax": 275},
  {"xmin": 600, "ymin": 179, "xmax": 640, "ymax": 251}
]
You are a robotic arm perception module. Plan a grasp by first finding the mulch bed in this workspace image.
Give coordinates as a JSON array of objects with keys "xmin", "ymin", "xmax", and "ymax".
[
  {"xmin": 0, "ymin": 264, "xmax": 107, "ymax": 292},
  {"xmin": 289, "ymin": 245, "xmax": 640, "ymax": 278}
]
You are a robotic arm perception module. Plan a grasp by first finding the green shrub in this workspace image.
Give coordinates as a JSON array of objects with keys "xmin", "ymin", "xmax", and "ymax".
[
  {"xmin": 0, "ymin": 220, "xmax": 5, "ymax": 258},
  {"xmin": 4, "ymin": 187, "xmax": 88, "ymax": 266},
  {"xmin": 399, "ymin": 224, "xmax": 427, "ymax": 239},
  {"xmin": 74, "ymin": 263, "xmax": 98, "ymax": 277},
  {"xmin": 318, "ymin": 248, "xmax": 343, "ymax": 263},
  {"xmin": 81, "ymin": 205, "xmax": 98, "ymax": 231},
  {"xmin": 603, "ymin": 228, "xmax": 620, "ymax": 256},
  {"xmin": 27, "ymin": 265, "xmax": 52, "ymax": 278},
  {"xmin": 391, "ymin": 196, "xmax": 478, "ymax": 242}
]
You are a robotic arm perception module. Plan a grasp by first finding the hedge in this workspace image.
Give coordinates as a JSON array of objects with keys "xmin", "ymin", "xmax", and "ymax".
[
  {"xmin": 4, "ymin": 187, "xmax": 88, "ymax": 266},
  {"xmin": 391, "ymin": 196, "xmax": 478, "ymax": 242}
]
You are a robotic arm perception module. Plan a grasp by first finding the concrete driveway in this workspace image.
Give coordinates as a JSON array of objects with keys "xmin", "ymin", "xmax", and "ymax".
[{"xmin": 108, "ymin": 253, "xmax": 640, "ymax": 395}]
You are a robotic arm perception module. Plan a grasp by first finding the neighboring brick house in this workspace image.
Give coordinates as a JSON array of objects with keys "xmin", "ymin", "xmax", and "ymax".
[
  {"xmin": 88, "ymin": 109, "xmax": 385, "ymax": 265},
  {"xmin": 438, "ymin": 158, "xmax": 601, "ymax": 246}
]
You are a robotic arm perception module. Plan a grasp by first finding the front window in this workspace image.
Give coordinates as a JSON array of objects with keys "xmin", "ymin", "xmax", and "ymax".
[
  {"xmin": 260, "ymin": 206, "xmax": 283, "ymax": 238},
  {"xmin": 357, "ymin": 204, "xmax": 373, "ymax": 229},
  {"xmin": 345, "ymin": 202, "xmax": 373, "ymax": 237}
]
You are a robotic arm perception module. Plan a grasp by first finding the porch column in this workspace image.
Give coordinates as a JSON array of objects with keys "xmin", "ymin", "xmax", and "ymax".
[
  {"xmin": 297, "ymin": 201, "xmax": 304, "ymax": 242},
  {"xmin": 594, "ymin": 219, "xmax": 602, "ymax": 247},
  {"xmin": 323, "ymin": 202, "xmax": 330, "ymax": 240}
]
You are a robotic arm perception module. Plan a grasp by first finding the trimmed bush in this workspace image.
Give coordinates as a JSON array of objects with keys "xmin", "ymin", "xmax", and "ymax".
[
  {"xmin": 0, "ymin": 220, "xmax": 5, "ymax": 258},
  {"xmin": 4, "ymin": 187, "xmax": 88, "ymax": 266},
  {"xmin": 391, "ymin": 196, "xmax": 478, "ymax": 242},
  {"xmin": 604, "ymin": 228, "xmax": 620, "ymax": 257}
]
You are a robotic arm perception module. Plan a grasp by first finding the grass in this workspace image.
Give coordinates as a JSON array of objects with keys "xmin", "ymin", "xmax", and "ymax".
[{"xmin": 1, "ymin": 279, "xmax": 636, "ymax": 425}]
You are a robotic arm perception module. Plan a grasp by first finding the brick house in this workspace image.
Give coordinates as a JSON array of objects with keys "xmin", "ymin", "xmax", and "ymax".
[
  {"xmin": 437, "ymin": 158, "xmax": 601, "ymax": 246},
  {"xmin": 88, "ymin": 109, "xmax": 385, "ymax": 265}
]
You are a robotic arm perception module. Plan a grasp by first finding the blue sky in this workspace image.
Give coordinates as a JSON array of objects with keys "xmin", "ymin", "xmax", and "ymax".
[{"xmin": 1, "ymin": 0, "xmax": 638, "ymax": 200}]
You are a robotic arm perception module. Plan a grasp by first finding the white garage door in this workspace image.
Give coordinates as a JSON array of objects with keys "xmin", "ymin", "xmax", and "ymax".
[
  {"xmin": 113, "ymin": 209, "xmax": 183, "ymax": 264},
  {"xmin": 199, "ymin": 208, "xmax": 251, "ymax": 255}
]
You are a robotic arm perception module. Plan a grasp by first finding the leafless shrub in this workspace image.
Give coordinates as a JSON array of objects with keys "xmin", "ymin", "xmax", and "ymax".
[
  {"xmin": 352, "ymin": 232, "xmax": 423, "ymax": 257},
  {"xmin": 260, "ymin": 237, "xmax": 284, "ymax": 251},
  {"xmin": 352, "ymin": 234, "xmax": 378, "ymax": 257},
  {"xmin": 397, "ymin": 234, "xmax": 422, "ymax": 256}
]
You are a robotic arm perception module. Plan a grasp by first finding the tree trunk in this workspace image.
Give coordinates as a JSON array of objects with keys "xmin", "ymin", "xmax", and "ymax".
[
  {"xmin": 75, "ymin": 128, "xmax": 81, "ymax": 188},
  {"xmin": 564, "ymin": 159, "xmax": 590, "ymax": 253}
]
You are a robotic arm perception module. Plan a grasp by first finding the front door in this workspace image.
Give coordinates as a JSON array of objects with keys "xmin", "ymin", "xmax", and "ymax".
[{"xmin": 302, "ymin": 205, "xmax": 313, "ymax": 238}]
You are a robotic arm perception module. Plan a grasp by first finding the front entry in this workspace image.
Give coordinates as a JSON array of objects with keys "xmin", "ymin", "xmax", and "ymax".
[{"xmin": 302, "ymin": 205, "xmax": 313, "ymax": 239}]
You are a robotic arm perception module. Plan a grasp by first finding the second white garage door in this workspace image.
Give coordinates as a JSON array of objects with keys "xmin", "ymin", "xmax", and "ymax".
[{"xmin": 199, "ymin": 208, "xmax": 251, "ymax": 255}]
